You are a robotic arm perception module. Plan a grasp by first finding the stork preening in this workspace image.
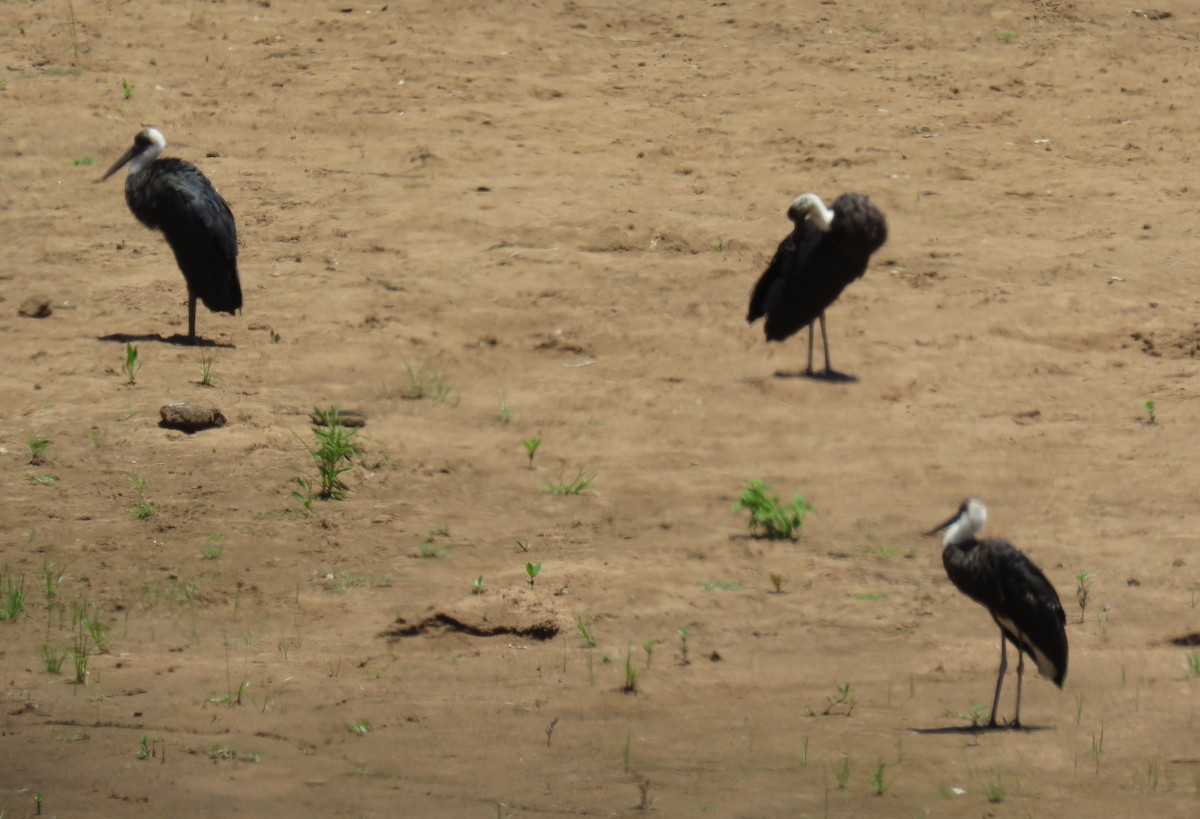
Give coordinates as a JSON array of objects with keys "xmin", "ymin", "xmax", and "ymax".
[
  {"xmin": 747, "ymin": 192, "xmax": 887, "ymax": 381},
  {"xmin": 100, "ymin": 128, "xmax": 241, "ymax": 343},
  {"xmin": 926, "ymin": 499, "xmax": 1068, "ymax": 728}
]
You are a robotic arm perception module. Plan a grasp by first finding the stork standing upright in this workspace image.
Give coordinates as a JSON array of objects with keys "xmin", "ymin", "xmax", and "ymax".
[
  {"xmin": 100, "ymin": 128, "xmax": 242, "ymax": 343},
  {"xmin": 747, "ymin": 192, "xmax": 887, "ymax": 381},
  {"xmin": 926, "ymin": 498, "xmax": 1069, "ymax": 728}
]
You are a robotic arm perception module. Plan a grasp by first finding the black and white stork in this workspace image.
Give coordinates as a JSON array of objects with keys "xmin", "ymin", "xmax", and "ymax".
[
  {"xmin": 747, "ymin": 192, "xmax": 886, "ymax": 381},
  {"xmin": 100, "ymin": 127, "xmax": 241, "ymax": 343},
  {"xmin": 926, "ymin": 498, "xmax": 1069, "ymax": 728}
]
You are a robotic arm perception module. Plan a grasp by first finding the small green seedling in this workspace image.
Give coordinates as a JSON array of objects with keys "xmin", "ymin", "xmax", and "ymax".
[
  {"xmin": 202, "ymin": 534, "xmax": 225, "ymax": 560},
  {"xmin": 123, "ymin": 342, "xmax": 141, "ymax": 385},
  {"xmin": 623, "ymin": 646, "xmax": 638, "ymax": 694},
  {"xmin": 398, "ymin": 359, "xmax": 457, "ymax": 403},
  {"xmin": 1186, "ymin": 652, "xmax": 1200, "ymax": 677},
  {"xmin": 833, "ymin": 756, "xmax": 852, "ymax": 790},
  {"xmin": 199, "ymin": 355, "xmax": 216, "ymax": 387},
  {"xmin": 525, "ymin": 561, "xmax": 542, "ymax": 588},
  {"xmin": 643, "ymin": 638, "xmax": 656, "ymax": 669},
  {"xmin": 27, "ymin": 434, "xmax": 50, "ymax": 465},
  {"xmin": 33, "ymin": 791, "xmax": 44, "ymax": 814},
  {"xmin": 121, "ymin": 77, "xmax": 133, "ymax": 99},
  {"xmin": 498, "ymin": 397, "xmax": 512, "ymax": 424},
  {"xmin": 522, "ymin": 436, "xmax": 541, "ymax": 468},
  {"xmin": 42, "ymin": 644, "xmax": 67, "ymax": 674},
  {"xmin": 1142, "ymin": 399, "xmax": 1157, "ymax": 424},
  {"xmin": 471, "ymin": 575, "xmax": 485, "ymax": 595},
  {"xmin": 985, "ymin": 777, "xmax": 1006, "ymax": 803},
  {"xmin": 677, "ymin": 626, "xmax": 691, "ymax": 665},
  {"xmin": 70, "ymin": 157, "xmax": 95, "ymax": 166},
  {"xmin": 423, "ymin": 520, "xmax": 450, "ymax": 542},
  {"xmin": 209, "ymin": 745, "xmax": 259, "ymax": 763},
  {"xmin": 348, "ymin": 718, "xmax": 372, "ymax": 735},
  {"xmin": 994, "ymin": 29, "xmax": 1015, "ymax": 43},
  {"xmin": 70, "ymin": 640, "xmax": 90, "ymax": 684},
  {"xmin": 545, "ymin": 466, "xmax": 595, "ymax": 495},
  {"xmin": 296, "ymin": 407, "xmax": 359, "ymax": 500},
  {"xmin": 291, "ymin": 477, "xmax": 315, "ymax": 515},
  {"xmin": 269, "ymin": 329, "xmax": 282, "ymax": 343},
  {"xmin": 869, "ymin": 761, "xmax": 889, "ymax": 796},
  {"xmin": 1090, "ymin": 723, "xmax": 1105, "ymax": 773},
  {"xmin": 733, "ymin": 479, "xmax": 814, "ymax": 539},
  {"xmin": 769, "ymin": 573, "xmax": 785, "ymax": 593},
  {"xmin": 42, "ymin": 561, "xmax": 65, "ymax": 600},
  {"xmin": 575, "ymin": 616, "xmax": 597, "ymax": 647},
  {"xmin": 821, "ymin": 682, "xmax": 856, "ymax": 716},
  {"xmin": 1076, "ymin": 571, "xmax": 1093, "ymax": 623},
  {"xmin": 130, "ymin": 476, "xmax": 153, "ymax": 519},
  {"xmin": 945, "ymin": 701, "xmax": 991, "ymax": 728}
]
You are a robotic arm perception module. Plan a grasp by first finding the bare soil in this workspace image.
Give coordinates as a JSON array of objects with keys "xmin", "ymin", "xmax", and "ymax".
[{"xmin": 3, "ymin": 0, "xmax": 1200, "ymax": 816}]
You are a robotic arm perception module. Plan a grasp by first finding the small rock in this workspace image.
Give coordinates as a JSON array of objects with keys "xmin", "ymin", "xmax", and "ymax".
[
  {"xmin": 18, "ymin": 297, "xmax": 52, "ymax": 318},
  {"xmin": 309, "ymin": 409, "xmax": 368, "ymax": 428},
  {"xmin": 159, "ymin": 402, "xmax": 227, "ymax": 433}
]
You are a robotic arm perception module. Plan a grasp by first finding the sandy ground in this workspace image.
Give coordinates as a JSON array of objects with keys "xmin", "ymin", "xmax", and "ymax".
[{"xmin": 3, "ymin": 0, "xmax": 1200, "ymax": 815}]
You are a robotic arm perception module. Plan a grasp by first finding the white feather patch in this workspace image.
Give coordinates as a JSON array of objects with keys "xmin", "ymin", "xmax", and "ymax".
[{"xmin": 995, "ymin": 614, "xmax": 1057, "ymax": 679}]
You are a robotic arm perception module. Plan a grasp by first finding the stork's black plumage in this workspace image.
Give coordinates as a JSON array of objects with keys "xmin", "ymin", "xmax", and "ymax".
[
  {"xmin": 927, "ymin": 498, "xmax": 1068, "ymax": 728},
  {"xmin": 100, "ymin": 128, "xmax": 241, "ymax": 343},
  {"xmin": 748, "ymin": 192, "xmax": 887, "ymax": 381}
]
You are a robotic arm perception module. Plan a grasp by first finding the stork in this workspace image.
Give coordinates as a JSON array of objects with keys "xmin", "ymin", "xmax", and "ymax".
[
  {"xmin": 100, "ymin": 128, "xmax": 241, "ymax": 343},
  {"xmin": 748, "ymin": 192, "xmax": 886, "ymax": 381},
  {"xmin": 926, "ymin": 498, "xmax": 1069, "ymax": 728}
]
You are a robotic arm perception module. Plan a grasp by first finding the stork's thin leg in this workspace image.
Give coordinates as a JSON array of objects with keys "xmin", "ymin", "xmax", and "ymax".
[
  {"xmin": 819, "ymin": 312, "xmax": 833, "ymax": 373},
  {"xmin": 188, "ymin": 291, "xmax": 198, "ymax": 343},
  {"xmin": 988, "ymin": 634, "xmax": 1008, "ymax": 728},
  {"xmin": 805, "ymin": 322, "xmax": 816, "ymax": 376},
  {"xmin": 808, "ymin": 312, "xmax": 858, "ymax": 382},
  {"xmin": 1012, "ymin": 649, "xmax": 1025, "ymax": 729}
]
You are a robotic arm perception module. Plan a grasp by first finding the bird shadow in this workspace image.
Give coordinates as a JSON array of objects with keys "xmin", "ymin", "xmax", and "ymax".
[
  {"xmin": 98, "ymin": 332, "xmax": 235, "ymax": 349},
  {"xmin": 909, "ymin": 723, "xmax": 1054, "ymax": 736},
  {"xmin": 773, "ymin": 369, "xmax": 859, "ymax": 384}
]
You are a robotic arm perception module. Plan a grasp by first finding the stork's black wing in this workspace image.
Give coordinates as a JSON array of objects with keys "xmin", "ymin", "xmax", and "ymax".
[
  {"xmin": 747, "ymin": 218, "xmax": 867, "ymax": 342},
  {"xmin": 991, "ymin": 544, "xmax": 1068, "ymax": 686},
  {"xmin": 130, "ymin": 159, "xmax": 242, "ymax": 314},
  {"xmin": 945, "ymin": 539, "xmax": 1068, "ymax": 686},
  {"xmin": 748, "ymin": 231, "xmax": 797, "ymax": 324}
]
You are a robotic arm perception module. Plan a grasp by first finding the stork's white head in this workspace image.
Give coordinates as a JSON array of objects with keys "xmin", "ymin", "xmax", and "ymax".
[
  {"xmin": 130, "ymin": 128, "xmax": 166, "ymax": 173},
  {"xmin": 99, "ymin": 127, "xmax": 167, "ymax": 181},
  {"xmin": 926, "ymin": 498, "xmax": 988, "ymax": 547},
  {"xmin": 787, "ymin": 192, "xmax": 835, "ymax": 233}
]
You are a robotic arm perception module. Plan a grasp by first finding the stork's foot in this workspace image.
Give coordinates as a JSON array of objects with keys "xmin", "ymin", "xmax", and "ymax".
[{"xmin": 805, "ymin": 367, "xmax": 859, "ymax": 384}]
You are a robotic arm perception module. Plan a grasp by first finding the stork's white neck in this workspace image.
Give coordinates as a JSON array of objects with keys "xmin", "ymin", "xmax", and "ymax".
[
  {"xmin": 789, "ymin": 193, "xmax": 835, "ymax": 233},
  {"xmin": 943, "ymin": 500, "xmax": 987, "ymax": 547}
]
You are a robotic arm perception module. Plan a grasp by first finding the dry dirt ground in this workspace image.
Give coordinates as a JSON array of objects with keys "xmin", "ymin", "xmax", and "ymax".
[{"xmin": 3, "ymin": 0, "xmax": 1200, "ymax": 816}]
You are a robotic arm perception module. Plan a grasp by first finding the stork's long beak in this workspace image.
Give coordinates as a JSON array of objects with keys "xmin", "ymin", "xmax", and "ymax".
[
  {"xmin": 98, "ymin": 144, "xmax": 136, "ymax": 183},
  {"xmin": 923, "ymin": 511, "xmax": 959, "ymax": 537}
]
